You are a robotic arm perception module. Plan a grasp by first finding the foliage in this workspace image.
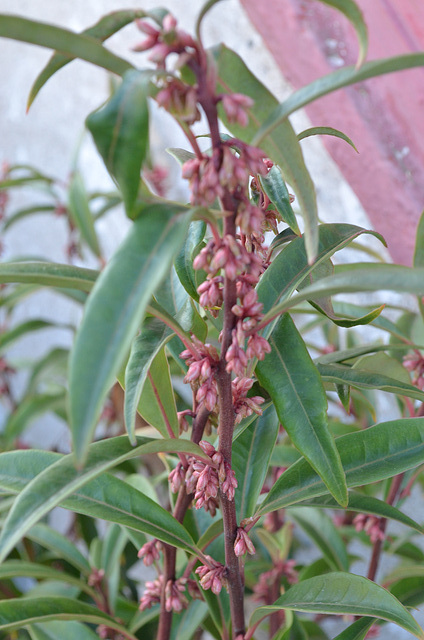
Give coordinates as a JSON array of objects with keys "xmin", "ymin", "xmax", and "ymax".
[{"xmin": 1, "ymin": 2, "xmax": 424, "ymax": 639}]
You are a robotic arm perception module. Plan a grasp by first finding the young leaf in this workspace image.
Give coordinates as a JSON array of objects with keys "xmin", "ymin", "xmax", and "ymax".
[
  {"xmin": 124, "ymin": 318, "xmax": 172, "ymax": 443},
  {"xmin": 256, "ymin": 418, "xmax": 424, "ymax": 516},
  {"xmin": 298, "ymin": 126, "xmax": 358, "ymax": 152},
  {"xmin": 0, "ymin": 15, "xmax": 133, "ymax": 78},
  {"xmin": 0, "ymin": 596, "xmax": 138, "ymax": 639},
  {"xmin": 86, "ymin": 70, "xmax": 150, "ymax": 217},
  {"xmin": 233, "ymin": 406, "xmax": 279, "ymax": 520},
  {"xmin": 256, "ymin": 314, "xmax": 347, "ymax": 507},
  {"xmin": 69, "ymin": 203, "xmax": 192, "ymax": 466},
  {"xmin": 67, "ymin": 172, "xmax": 100, "ymax": 257},
  {"xmin": 259, "ymin": 165, "xmax": 300, "ymax": 235},
  {"xmin": 253, "ymin": 53, "xmax": 424, "ymax": 146},
  {"xmin": 27, "ymin": 9, "xmax": 156, "ymax": 109},
  {"xmin": 249, "ymin": 573, "xmax": 424, "ymax": 639},
  {"xmin": 213, "ymin": 43, "xmax": 318, "ymax": 262}
]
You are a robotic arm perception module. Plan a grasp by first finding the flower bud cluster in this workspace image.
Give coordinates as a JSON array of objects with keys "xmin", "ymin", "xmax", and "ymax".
[
  {"xmin": 253, "ymin": 559, "xmax": 298, "ymax": 603},
  {"xmin": 180, "ymin": 337, "xmax": 219, "ymax": 412},
  {"xmin": 195, "ymin": 556, "xmax": 227, "ymax": 594},
  {"xmin": 353, "ymin": 514, "xmax": 385, "ymax": 544},
  {"xmin": 403, "ymin": 351, "xmax": 424, "ymax": 390},
  {"xmin": 139, "ymin": 576, "xmax": 163, "ymax": 611},
  {"xmin": 234, "ymin": 526, "xmax": 256, "ymax": 557},
  {"xmin": 232, "ymin": 377, "xmax": 265, "ymax": 424},
  {"xmin": 134, "ymin": 13, "xmax": 196, "ymax": 67},
  {"xmin": 138, "ymin": 539, "xmax": 161, "ymax": 566}
]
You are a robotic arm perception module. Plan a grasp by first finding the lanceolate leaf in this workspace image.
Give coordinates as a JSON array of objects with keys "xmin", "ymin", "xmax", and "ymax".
[
  {"xmin": 249, "ymin": 573, "xmax": 424, "ymax": 639},
  {"xmin": 256, "ymin": 314, "xmax": 347, "ymax": 507},
  {"xmin": 86, "ymin": 70, "xmax": 150, "ymax": 217},
  {"xmin": 4, "ymin": 391, "xmax": 66, "ymax": 443},
  {"xmin": 174, "ymin": 220, "xmax": 206, "ymax": 300},
  {"xmin": 27, "ymin": 9, "xmax": 156, "ymax": 109},
  {"xmin": 256, "ymin": 418, "xmax": 424, "ymax": 516},
  {"xmin": 233, "ymin": 406, "xmax": 279, "ymax": 520},
  {"xmin": 213, "ymin": 44, "xmax": 319, "ymax": 262},
  {"xmin": 69, "ymin": 203, "xmax": 192, "ymax": 465},
  {"xmin": 256, "ymin": 224, "xmax": 384, "ymax": 320},
  {"xmin": 0, "ymin": 439, "xmax": 206, "ymax": 558},
  {"xmin": 333, "ymin": 617, "xmax": 375, "ymax": 640},
  {"xmin": 124, "ymin": 318, "xmax": 172, "ymax": 443},
  {"xmin": 298, "ymin": 126, "xmax": 358, "ymax": 152},
  {"xmin": 0, "ymin": 262, "xmax": 97, "ymax": 292},
  {"xmin": 296, "ymin": 491, "xmax": 424, "ymax": 534},
  {"xmin": 317, "ymin": 362, "xmax": 424, "ymax": 401},
  {"xmin": 0, "ymin": 15, "xmax": 133, "ymax": 78},
  {"xmin": 0, "ymin": 596, "xmax": 138, "ymax": 639},
  {"xmin": 0, "ymin": 561, "xmax": 96, "ymax": 599},
  {"xmin": 253, "ymin": 53, "xmax": 424, "ymax": 146},
  {"xmin": 260, "ymin": 264, "xmax": 424, "ymax": 327},
  {"xmin": 67, "ymin": 172, "xmax": 100, "ymax": 257},
  {"xmin": 27, "ymin": 523, "xmax": 90, "ymax": 575}
]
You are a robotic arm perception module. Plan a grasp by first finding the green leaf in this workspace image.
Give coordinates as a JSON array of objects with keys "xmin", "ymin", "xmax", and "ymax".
[
  {"xmin": 256, "ymin": 418, "xmax": 424, "ymax": 516},
  {"xmin": 213, "ymin": 43, "xmax": 318, "ymax": 262},
  {"xmin": 27, "ymin": 523, "xmax": 90, "ymax": 575},
  {"xmin": 0, "ymin": 15, "xmax": 133, "ymax": 80},
  {"xmin": 256, "ymin": 314, "xmax": 347, "ymax": 506},
  {"xmin": 68, "ymin": 172, "xmax": 100, "ymax": 257},
  {"xmin": 296, "ymin": 491, "xmax": 424, "ymax": 535},
  {"xmin": 316, "ymin": 0, "xmax": 367, "ymax": 67},
  {"xmin": 0, "ymin": 437, "xmax": 208, "ymax": 561},
  {"xmin": 256, "ymin": 224, "xmax": 384, "ymax": 322},
  {"xmin": 174, "ymin": 220, "xmax": 206, "ymax": 300},
  {"xmin": 136, "ymin": 347, "xmax": 179, "ymax": 437},
  {"xmin": 4, "ymin": 391, "xmax": 66, "ymax": 443},
  {"xmin": 86, "ymin": 70, "xmax": 150, "ymax": 217},
  {"xmin": 253, "ymin": 53, "xmax": 424, "ymax": 146},
  {"xmin": 249, "ymin": 573, "xmax": 424, "ymax": 639},
  {"xmin": 317, "ymin": 362, "xmax": 424, "ymax": 401},
  {"xmin": 170, "ymin": 600, "xmax": 208, "ymax": 640},
  {"xmin": 0, "ymin": 261, "xmax": 97, "ymax": 291},
  {"xmin": 259, "ymin": 165, "xmax": 300, "ymax": 235},
  {"xmin": 261, "ymin": 264, "xmax": 424, "ymax": 327},
  {"xmin": 3, "ymin": 205, "xmax": 57, "ymax": 231},
  {"xmin": 0, "ymin": 561, "xmax": 96, "ymax": 599},
  {"xmin": 298, "ymin": 126, "xmax": 358, "ymax": 152},
  {"xmin": 233, "ymin": 406, "xmax": 279, "ymax": 520},
  {"xmin": 28, "ymin": 620, "xmax": 100, "ymax": 640},
  {"xmin": 27, "ymin": 9, "xmax": 155, "ymax": 109},
  {"xmin": 0, "ymin": 318, "xmax": 59, "ymax": 352},
  {"xmin": 333, "ymin": 618, "xmax": 375, "ymax": 640},
  {"xmin": 0, "ymin": 596, "xmax": 138, "ymax": 639},
  {"xmin": 69, "ymin": 203, "xmax": 192, "ymax": 465},
  {"xmin": 288, "ymin": 507, "xmax": 349, "ymax": 571},
  {"xmin": 124, "ymin": 318, "xmax": 172, "ymax": 443},
  {"xmin": 390, "ymin": 577, "xmax": 424, "ymax": 608}
]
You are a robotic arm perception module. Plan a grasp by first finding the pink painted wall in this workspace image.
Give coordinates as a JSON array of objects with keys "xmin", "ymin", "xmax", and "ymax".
[{"xmin": 241, "ymin": 0, "xmax": 424, "ymax": 265}]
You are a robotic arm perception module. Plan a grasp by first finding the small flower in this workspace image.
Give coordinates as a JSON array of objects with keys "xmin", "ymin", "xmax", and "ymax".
[
  {"xmin": 221, "ymin": 93, "xmax": 254, "ymax": 127},
  {"xmin": 139, "ymin": 576, "xmax": 163, "ymax": 611},
  {"xmin": 165, "ymin": 578, "xmax": 189, "ymax": 612},
  {"xmin": 196, "ymin": 556, "xmax": 227, "ymax": 594},
  {"xmin": 246, "ymin": 333, "xmax": 271, "ymax": 360},
  {"xmin": 197, "ymin": 276, "xmax": 224, "ymax": 310},
  {"xmin": 234, "ymin": 527, "xmax": 256, "ymax": 556},
  {"xmin": 232, "ymin": 376, "xmax": 265, "ymax": 424},
  {"xmin": 138, "ymin": 539, "xmax": 161, "ymax": 566},
  {"xmin": 156, "ymin": 80, "xmax": 201, "ymax": 125},
  {"xmin": 353, "ymin": 514, "xmax": 385, "ymax": 544},
  {"xmin": 225, "ymin": 332, "xmax": 248, "ymax": 376}
]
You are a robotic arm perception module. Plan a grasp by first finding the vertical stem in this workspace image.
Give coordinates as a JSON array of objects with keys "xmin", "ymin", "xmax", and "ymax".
[
  {"xmin": 367, "ymin": 473, "xmax": 404, "ymax": 581},
  {"xmin": 215, "ymin": 212, "xmax": 246, "ymax": 638}
]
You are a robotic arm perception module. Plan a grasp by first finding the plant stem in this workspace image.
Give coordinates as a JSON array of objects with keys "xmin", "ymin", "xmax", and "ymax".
[{"xmin": 367, "ymin": 473, "xmax": 404, "ymax": 581}]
